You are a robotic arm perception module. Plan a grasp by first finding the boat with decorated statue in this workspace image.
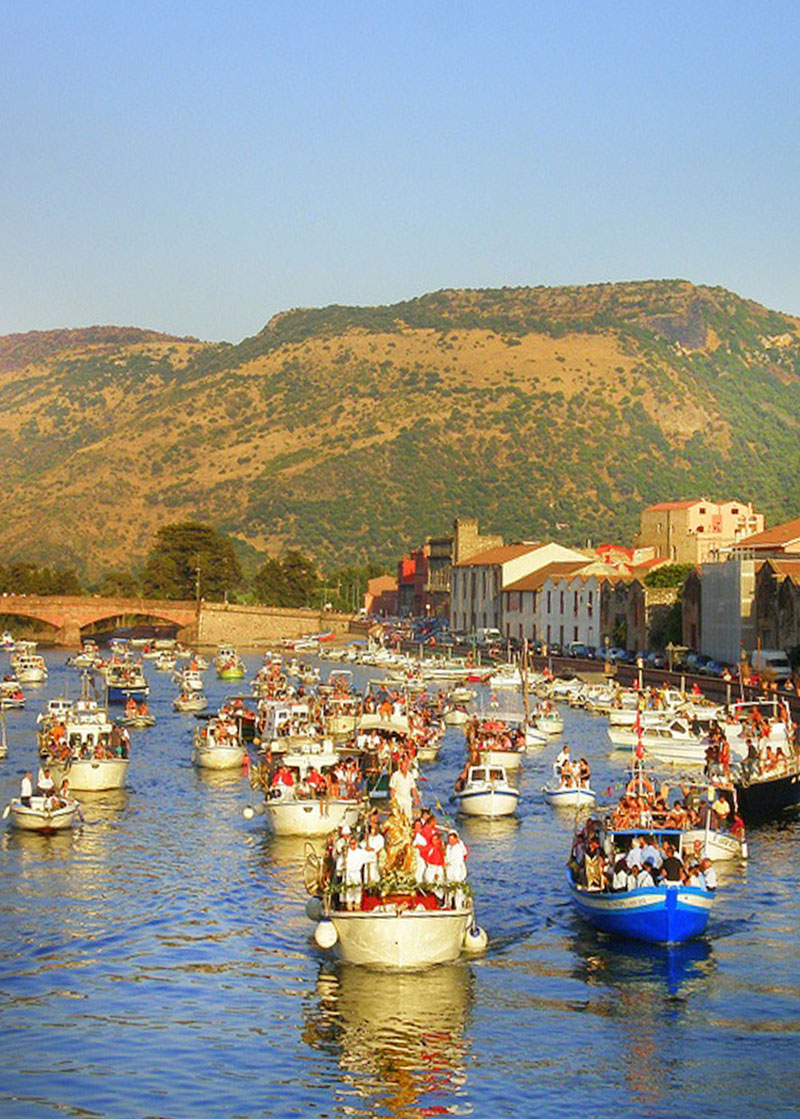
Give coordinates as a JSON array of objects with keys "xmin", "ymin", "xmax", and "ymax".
[{"xmin": 304, "ymin": 804, "xmax": 488, "ymax": 969}]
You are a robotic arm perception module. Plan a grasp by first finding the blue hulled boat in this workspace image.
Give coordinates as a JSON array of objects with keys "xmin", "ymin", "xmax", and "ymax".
[
  {"xmin": 567, "ymin": 867, "xmax": 713, "ymax": 944},
  {"xmin": 567, "ymin": 823, "xmax": 715, "ymax": 945}
]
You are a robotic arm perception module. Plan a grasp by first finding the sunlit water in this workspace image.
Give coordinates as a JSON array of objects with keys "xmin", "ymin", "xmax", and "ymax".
[{"xmin": 1, "ymin": 653, "xmax": 799, "ymax": 1118}]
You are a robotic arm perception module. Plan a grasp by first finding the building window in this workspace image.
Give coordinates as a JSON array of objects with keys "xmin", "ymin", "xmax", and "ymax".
[
  {"xmin": 574, "ymin": 626, "xmax": 578, "ymax": 641},
  {"xmin": 573, "ymin": 591, "xmax": 579, "ymax": 616},
  {"xmin": 547, "ymin": 590, "xmax": 551, "ymax": 612},
  {"xmin": 559, "ymin": 591, "xmax": 564, "ymax": 614}
]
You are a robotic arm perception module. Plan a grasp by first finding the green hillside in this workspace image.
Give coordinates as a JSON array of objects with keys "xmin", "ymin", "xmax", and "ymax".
[{"xmin": 0, "ymin": 281, "xmax": 798, "ymax": 576}]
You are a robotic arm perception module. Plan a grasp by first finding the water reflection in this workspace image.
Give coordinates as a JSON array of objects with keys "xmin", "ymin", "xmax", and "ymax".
[
  {"xmin": 1, "ymin": 827, "xmax": 75, "ymax": 861},
  {"xmin": 304, "ymin": 961, "xmax": 473, "ymax": 1118},
  {"xmin": 569, "ymin": 932, "xmax": 716, "ymax": 1110},
  {"xmin": 458, "ymin": 814, "xmax": 520, "ymax": 847}
]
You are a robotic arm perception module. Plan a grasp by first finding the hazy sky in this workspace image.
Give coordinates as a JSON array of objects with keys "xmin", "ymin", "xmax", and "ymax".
[{"xmin": 2, "ymin": 1, "xmax": 798, "ymax": 342}]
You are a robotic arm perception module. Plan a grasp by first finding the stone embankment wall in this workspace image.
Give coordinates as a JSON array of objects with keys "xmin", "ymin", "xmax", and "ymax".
[{"xmin": 194, "ymin": 602, "xmax": 356, "ymax": 649}]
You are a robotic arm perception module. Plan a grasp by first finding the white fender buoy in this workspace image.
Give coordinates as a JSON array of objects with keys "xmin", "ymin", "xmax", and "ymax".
[
  {"xmin": 306, "ymin": 897, "xmax": 323, "ymax": 922},
  {"xmin": 243, "ymin": 805, "xmax": 254, "ymax": 819},
  {"xmin": 314, "ymin": 919, "xmax": 338, "ymax": 949},
  {"xmin": 463, "ymin": 924, "xmax": 488, "ymax": 953}
]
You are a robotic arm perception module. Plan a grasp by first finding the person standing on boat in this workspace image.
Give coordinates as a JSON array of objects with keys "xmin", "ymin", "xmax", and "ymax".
[
  {"xmin": 36, "ymin": 766, "xmax": 55, "ymax": 797},
  {"xmin": 20, "ymin": 771, "xmax": 32, "ymax": 807},
  {"xmin": 389, "ymin": 755, "xmax": 418, "ymax": 820},
  {"xmin": 444, "ymin": 830, "xmax": 469, "ymax": 907},
  {"xmin": 342, "ymin": 834, "xmax": 368, "ymax": 910}
]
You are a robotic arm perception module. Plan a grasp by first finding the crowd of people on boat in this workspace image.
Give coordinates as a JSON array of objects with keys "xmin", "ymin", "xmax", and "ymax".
[
  {"xmin": 609, "ymin": 767, "xmax": 744, "ymax": 839},
  {"xmin": 554, "ymin": 745, "xmax": 591, "ymax": 788},
  {"xmin": 19, "ymin": 766, "xmax": 73, "ymax": 811},
  {"xmin": 268, "ymin": 755, "xmax": 363, "ymax": 802},
  {"xmin": 41, "ymin": 721, "xmax": 130, "ymax": 761},
  {"xmin": 321, "ymin": 802, "xmax": 470, "ymax": 912},
  {"xmin": 570, "ymin": 816, "xmax": 718, "ymax": 894},
  {"xmin": 464, "ymin": 718, "xmax": 526, "ymax": 764}
]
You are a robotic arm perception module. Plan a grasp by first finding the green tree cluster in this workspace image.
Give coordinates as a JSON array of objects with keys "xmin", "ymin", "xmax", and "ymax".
[
  {"xmin": 253, "ymin": 550, "xmax": 320, "ymax": 607},
  {"xmin": 0, "ymin": 562, "xmax": 83, "ymax": 596},
  {"xmin": 141, "ymin": 523, "xmax": 242, "ymax": 601}
]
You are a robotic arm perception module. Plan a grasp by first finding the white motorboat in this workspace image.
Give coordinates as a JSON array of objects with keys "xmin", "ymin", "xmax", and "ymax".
[
  {"xmin": 13, "ymin": 653, "xmax": 48, "ymax": 683},
  {"xmin": 4, "ymin": 795, "xmax": 80, "ymax": 833},
  {"xmin": 487, "ymin": 664, "xmax": 522, "ymax": 689},
  {"xmin": 533, "ymin": 707, "xmax": 564, "ymax": 735},
  {"xmin": 454, "ymin": 764, "xmax": 520, "ymax": 817},
  {"xmin": 69, "ymin": 641, "xmax": 102, "ymax": 669},
  {"xmin": 608, "ymin": 717, "xmax": 745, "ymax": 768},
  {"xmin": 541, "ymin": 764, "xmax": 596, "ymax": 808},
  {"xmin": 246, "ymin": 785, "xmax": 361, "ymax": 837},
  {"xmin": 39, "ymin": 679, "xmax": 130, "ymax": 791},
  {"xmin": 0, "ymin": 679, "xmax": 25, "ymax": 709},
  {"xmin": 314, "ymin": 901, "xmax": 480, "ymax": 969},
  {"xmin": 173, "ymin": 667, "xmax": 205, "ymax": 694},
  {"xmin": 443, "ymin": 705, "xmax": 469, "ymax": 726},
  {"xmin": 677, "ymin": 782, "xmax": 748, "ymax": 861},
  {"xmin": 154, "ymin": 650, "xmax": 178, "ymax": 672},
  {"xmin": 258, "ymin": 698, "xmax": 327, "ymax": 757},
  {"xmin": 173, "ymin": 691, "xmax": 208, "ymax": 713},
  {"xmin": 191, "ymin": 716, "xmax": 247, "ymax": 770}
]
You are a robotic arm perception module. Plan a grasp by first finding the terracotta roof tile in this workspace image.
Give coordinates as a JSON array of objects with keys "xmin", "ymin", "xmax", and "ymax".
[
  {"xmin": 502, "ymin": 561, "xmax": 590, "ymax": 592},
  {"xmin": 737, "ymin": 516, "xmax": 800, "ymax": 550},
  {"xmin": 455, "ymin": 543, "xmax": 540, "ymax": 567}
]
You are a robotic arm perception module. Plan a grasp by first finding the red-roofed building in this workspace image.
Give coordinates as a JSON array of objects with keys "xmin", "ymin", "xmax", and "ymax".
[
  {"xmin": 451, "ymin": 541, "xmax": 589, "ymax": 637},
  {"xmin": 732, "ymin": 516, "xmax": 800, "ymax": 558},
  {"xmin": 637, "ymin": 499, "xmax": 764, "ymax": 563}
]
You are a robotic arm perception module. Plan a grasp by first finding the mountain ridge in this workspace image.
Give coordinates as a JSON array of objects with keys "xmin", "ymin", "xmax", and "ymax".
[{"xmin": 1, "ymin": 280, "xmax": 799, "ymax": 579}]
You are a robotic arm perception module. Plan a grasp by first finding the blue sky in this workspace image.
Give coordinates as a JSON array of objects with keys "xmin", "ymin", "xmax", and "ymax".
[{"xmin": 2, "ymin": 1, "xmax": 799, "ymax": 342}]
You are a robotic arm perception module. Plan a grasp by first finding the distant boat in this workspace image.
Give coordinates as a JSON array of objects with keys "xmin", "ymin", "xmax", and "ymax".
[
  {"xmin": 454, "ymin": 764, "xmax": 520, "ymax": 817},
  {"xmin": 542, "ymin": 764, "xmax": 596, "ymax": 808}
]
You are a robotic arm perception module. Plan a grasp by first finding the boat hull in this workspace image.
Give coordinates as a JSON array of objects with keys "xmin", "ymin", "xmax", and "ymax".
[
  {"xmin": 543, "ymin": 786, "xmax": 596, "ymax": 808},
  {"xmin": 735, "ymin": 768, "xmax": 800, "ymax": 821},
  {"xmin": 265, "ymin": 798, "xmax": 360, "ymax": 836},
  {"xmin": 680, "ymin": 828, "xmax": 745, "ymax": 861},
  {"xmin": 191, "ymin": 744, "xmax": 246, "ymax": 770},
  {"xmin": 326, "ymin": 905, "xmax": 473, "ymax": 968},
  {"xmin": 567, "ymin": 870, "xmax": 713, "ymax": 944},
  {"xmin": 48, "ymin": 757, "xmax": 129, "ymax": 791},
  {"xmin": 107, "ymin": 685, "xmax": 149, "ymax": 704},
  {"xmin": 8, "ymin": 799, "xmax": 77, "ymax": 832},
  {"xmin": 478, "ymin": 749, "xmax": 523, "ymax": 770},
  {"xmin": 456, "ymin": 788, "xmax": 518, "ymax": 817}
]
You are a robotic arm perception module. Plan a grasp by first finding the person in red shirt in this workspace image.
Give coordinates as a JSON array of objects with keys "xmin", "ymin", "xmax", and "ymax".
[{"xmin": 271, "ymin": 764, "xmax": 294, "ymax": 788}]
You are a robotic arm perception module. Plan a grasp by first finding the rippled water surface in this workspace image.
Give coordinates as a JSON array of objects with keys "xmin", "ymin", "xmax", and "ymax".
[{"xmin": 1, "ymin": 653, "xmax": 800, "ymax": 1118}]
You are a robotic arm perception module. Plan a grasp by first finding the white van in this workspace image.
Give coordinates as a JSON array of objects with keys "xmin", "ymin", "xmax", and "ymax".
[
  {"xmin": 476, "ymin": 627, "xmax": 502, "ymax": 646},
  {"xmin": 750, "ymin": 648, "xmax": 791, "ymax": 682}
]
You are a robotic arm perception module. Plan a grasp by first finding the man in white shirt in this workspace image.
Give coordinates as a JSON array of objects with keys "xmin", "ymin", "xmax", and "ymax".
[
  {"xmin": 389, "ymin": 756, "xmax": 418, "ymax": 819},
  {"xmin": 37, "ymin": 767, "xmax": 55, "ymax": 797},
  {"xmin": 700, "ymin": 857, "xmax": 717, "ymax": 890},
  {"xmin": 444, "ymin": 830, "xmax": 469, "ymax": 907},
  {"xmin": 342, "ymin": 835, "xmax": 368, "ymax": 910},
  {"xmin": 20, "ymin": 772, "xmax": 32, "ymax": 807}
]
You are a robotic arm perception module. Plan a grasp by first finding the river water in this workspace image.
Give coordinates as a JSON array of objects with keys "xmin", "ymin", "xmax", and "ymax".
[{"xmin": 1, "ymin": 652, "xmax": 799, "ymax": 1119}]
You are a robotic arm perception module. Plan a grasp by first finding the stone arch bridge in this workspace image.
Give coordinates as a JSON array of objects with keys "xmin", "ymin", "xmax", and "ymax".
[{"xmin": 0, "ymin": 594, "xmax": 354, "ymax": 648}]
